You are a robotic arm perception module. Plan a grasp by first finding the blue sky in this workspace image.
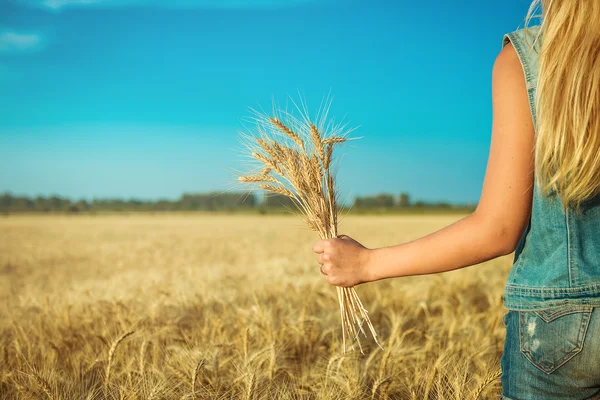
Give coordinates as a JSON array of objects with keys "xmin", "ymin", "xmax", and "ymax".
[{"xmin": 0, "ymin": 0, "xmax": 535, "ymax": 203}]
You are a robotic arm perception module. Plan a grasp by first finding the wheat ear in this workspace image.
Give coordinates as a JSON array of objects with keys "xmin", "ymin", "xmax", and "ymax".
[
  {"xmin": 269, "ymin": 117, "xmax": 305, "ymax": 151},
  {"xmin": 472, "ymin": 369, "xmax": 502, "ymax": 399},
  {"xmin": 31, "ymin": 371, "xmax": 55, "ymax": 400},
  {"xmin": 191, "ymin": 358, "xmax": 205, "ymax": 399},
  {"xmin": 104, "ymin": 330, "xmax": 135, "ymax": 393}
]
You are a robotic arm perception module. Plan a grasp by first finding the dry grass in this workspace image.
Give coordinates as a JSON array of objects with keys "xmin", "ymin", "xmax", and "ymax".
[{"xmin": 0, "ymin": 214, "xmax": 509, "ymax": 399}]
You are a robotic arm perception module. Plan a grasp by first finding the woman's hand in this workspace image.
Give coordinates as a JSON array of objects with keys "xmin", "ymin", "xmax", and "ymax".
[{"xmin": 312, "ymin": 234, "xmax": 373, "ymax": 287}]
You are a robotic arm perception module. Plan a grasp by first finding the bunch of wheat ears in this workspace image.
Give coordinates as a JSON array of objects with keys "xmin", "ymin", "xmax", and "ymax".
[{"xmin": 237, "ymin": 101, "xmax": 383, "ymax": 354}]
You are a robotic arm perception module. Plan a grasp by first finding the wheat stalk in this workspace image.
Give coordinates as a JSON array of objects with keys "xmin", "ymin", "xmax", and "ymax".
[
  {"xmin": 238, "ymin": 175, "xmax": 279, "ymax": 183},
  {"xmin": 237, "ymin": 102, "xmax": 383, "ymax": 353},
  {"xmin": 472, "ymin": 369, "xmax": 502, "ymax": 399},
  {"xmin": 191, "ymin": 358, "xmax": 205, "ymax": 399},
  {"xmin": 258, "ymin": 184, "xmax": 295, "ymax": 199},
  {"xmin": 104, "ymin": 330, "xmax": 135, "ymax": 393},
  {"xmin": 310, "ymin": 123, "xmax": 325, "ymax": 161},
  {"xmin": 138, "ymin": 339, "xmax": 147, "ymax": 377},
  {"xmin": 322, "ymin": 137, "xmax": 347, "ymax": 145},
  {"xmin": 269, "ymin": 117, "xmax": 305, "ymax": 152},
  {"xmin": 31, "ymin": 370, "xmax": 55, "ymax": 400}
]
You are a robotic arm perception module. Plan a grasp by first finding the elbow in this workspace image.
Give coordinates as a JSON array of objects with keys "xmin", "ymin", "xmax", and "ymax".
[
  {"xmin": 472, "ymin": 210, "xmax": 522, "ymax": 257},
  {"xmin": 496, "ymin": 235, "xmax": 520, "ymax": 257}
]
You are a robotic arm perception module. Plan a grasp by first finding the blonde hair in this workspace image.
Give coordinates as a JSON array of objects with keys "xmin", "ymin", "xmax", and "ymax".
[{"xmin": 523, "ymin": 0, "xmax": 600, "ymax": 213}]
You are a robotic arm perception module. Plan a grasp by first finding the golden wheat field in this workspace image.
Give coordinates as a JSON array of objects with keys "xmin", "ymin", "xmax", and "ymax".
[{"xmin": 0, "ymin": 213, "xmax": 512, "ymax": 399}]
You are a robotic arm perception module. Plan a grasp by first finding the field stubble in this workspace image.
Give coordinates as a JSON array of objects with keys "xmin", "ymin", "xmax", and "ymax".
[{"xmin": 0, "ymin": 214, "xmax": 510, "ymax": 399}]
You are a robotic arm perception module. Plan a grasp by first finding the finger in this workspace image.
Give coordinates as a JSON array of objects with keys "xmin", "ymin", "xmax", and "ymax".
[
  {"xmin": 320, "ymin": 265, "xmax": 326, "ymax": 275},
  {"xmin": 317, "ymin": 253, "xmax": 330, "ymax": 265},
  {"xmin": 325, "ymin": 273, "xmax": 338, "ymax": 286},
  {"xmin": 321, "ymin": 263, "xmax": 332, "ymax": 275},
  {"xmin": 312, "ymin": 239, "xmax": 328, "ymax": 253},
  {"xmin": 338, "ymin": 234, "xmax": 352, "ymax": 241}
]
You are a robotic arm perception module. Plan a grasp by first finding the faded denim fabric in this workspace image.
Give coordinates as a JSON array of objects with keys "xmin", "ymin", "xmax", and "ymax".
[
  {"xmin": 501, "ymin": 307, "xmax": 600, "ymax": 399},
  {"xmin": 501, "ymin": 26, "xmax": 600, "ymax": 311},
  {"xmin": 499, "ymin": 27, "xmax": 600, "ymax": 398}
]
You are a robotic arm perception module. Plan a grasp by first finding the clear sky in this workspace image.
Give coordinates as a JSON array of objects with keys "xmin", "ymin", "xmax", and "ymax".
[{"xmin": 0, "ymin": 0, "xmax": 535, "ymax": 203}]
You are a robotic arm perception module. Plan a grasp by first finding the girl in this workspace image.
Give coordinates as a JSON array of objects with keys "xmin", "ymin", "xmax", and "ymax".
[{"xmin": 312, "ymin": 1, "xmax": 600, "ymax": 398}]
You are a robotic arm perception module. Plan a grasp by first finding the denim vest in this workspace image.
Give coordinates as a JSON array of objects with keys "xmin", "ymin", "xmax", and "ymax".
[{"xmin": 501, "ymin": 26, "xmax": 600, "ymax": 311}]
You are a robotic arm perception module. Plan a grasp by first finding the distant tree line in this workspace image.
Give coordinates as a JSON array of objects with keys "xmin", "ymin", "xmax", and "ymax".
[
  {"xmin": 353, "ymin": 192, "xmax": 471, "ymax": 209},
  {"xmin": 0, "ymin": 192, "xmax": 476, "ymax": 213},
  {"xmin": 0, "ymin": 192, "xmax": 257, "ymax": 213}
]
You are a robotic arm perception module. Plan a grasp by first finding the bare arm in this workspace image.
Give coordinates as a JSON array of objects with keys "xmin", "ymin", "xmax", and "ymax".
[{"xmin": 313, "ymin": 42, "xmax": 535, "ymax": 288}]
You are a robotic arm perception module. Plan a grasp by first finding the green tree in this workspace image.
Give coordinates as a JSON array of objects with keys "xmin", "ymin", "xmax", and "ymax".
[{"xmin": 398, "ymin": 192, "xmax": 411, "ymax": 207}]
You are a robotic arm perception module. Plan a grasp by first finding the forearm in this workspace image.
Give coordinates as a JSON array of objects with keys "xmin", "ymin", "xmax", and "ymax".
[{"xmin": 366, "ymin": 212, "xmax": 512, "ymax": 282}]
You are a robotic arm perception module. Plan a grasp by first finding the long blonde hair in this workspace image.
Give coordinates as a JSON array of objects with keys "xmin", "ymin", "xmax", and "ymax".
[{"xmin": 523, "ymin": 0, "xmax": 600, "ymax": 213}]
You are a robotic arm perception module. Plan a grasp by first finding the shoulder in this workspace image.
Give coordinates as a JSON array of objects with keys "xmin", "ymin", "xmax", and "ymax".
[
  {"xmin": 497, "ymin": 26, "xmax": 542, "ymax": 94},
  {"xmin": 496, "ymin": 39, "xmax": 520, "ymax": 67},
  {"xmin": 491, "ymin": 35, "xmax": 531, "ymax": 118},
  {"xmin": 493, "ymin": 40, "xmax": 524, "ymax": 88}
]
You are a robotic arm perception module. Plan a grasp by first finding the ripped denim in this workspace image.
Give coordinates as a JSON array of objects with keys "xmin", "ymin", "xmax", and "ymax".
[{"xmin": 500, "ymin": 305, "xmax": 600, "ymax": 399}]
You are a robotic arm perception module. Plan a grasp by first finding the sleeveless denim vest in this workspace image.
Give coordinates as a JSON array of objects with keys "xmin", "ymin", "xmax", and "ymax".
[{"xmin": 501, "ymin": 26, "xmax": 600, "ymax": 311}]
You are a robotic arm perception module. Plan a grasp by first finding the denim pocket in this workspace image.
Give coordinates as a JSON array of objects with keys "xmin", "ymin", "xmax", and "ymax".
[{"xmin": 518, "ymin": 305, "xmax": 593, "ymax": 374}]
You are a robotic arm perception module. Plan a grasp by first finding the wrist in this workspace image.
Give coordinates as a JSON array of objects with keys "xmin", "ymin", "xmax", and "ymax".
[{"xmin": 361, "ymin": 247, "xmax": 380, "ymax": 283}]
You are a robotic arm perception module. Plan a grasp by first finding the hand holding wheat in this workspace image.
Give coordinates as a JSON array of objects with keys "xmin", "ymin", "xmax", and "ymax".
[
  {"xmin": 312, "ymin": 234, "xmax": 373, "ymax": 288},
  {"xmin": 236, "ymin": 100, "xmax": 384, "ymax": 354}
]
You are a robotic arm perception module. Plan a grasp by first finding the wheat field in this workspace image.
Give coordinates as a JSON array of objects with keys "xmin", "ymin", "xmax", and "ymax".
[{"xmin": 0, "ymin": 213, "xmax": 511, "ymax": 399}]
